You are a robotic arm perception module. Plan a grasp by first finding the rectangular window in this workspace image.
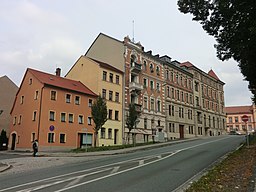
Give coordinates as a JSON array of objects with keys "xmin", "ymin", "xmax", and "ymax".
[
  {"xmin": 143, "ymin": 78, "xmax": 147, "ymax": 88},
  {"xmin": 88, "ymin": 99, "xmax": 93, "ymax": 107},
  {"xmin": 78, "ymin": 115, "xmax": 84, "ymax": 124},
  {"xmin": 109, "ymin": 73, "xmax": 113, "ymax": 83},
  {"xmin": 49, "ymin": 111, "xmax": 55, "ymax": 121},
  {"xmin": 102, "ymin": 89, "xmax": 106, "ymax": 99},
  {"xmin": 32, "ymin": 111, "xmax": 36, "ymax": 121},
  {"xmin": 144, "ymin": 118, "xmax": 147, "ymax": 129},
  {"xmin": 109, "ymin": 109, "xmax": 112, "ymax": 119},
  {"xmin": 116, "ymin": 75, "xmax": 120, "ymax": 84},
  {"xmin": 48, "ymin": 133, "xmax": 54, "ymax": 143},
  {"xmin": 13, "ymin": 116, "xmax": 17, "ymax": 125},
  {"xmin": 108, "ymin": 129, "xmax": 112, "ymax": 139},
  {"xmin": 150, "ymin": 80, "xmax": 154, "ymax": 90},
  {"xmin": 101, "ymin": 128, "xmax": 106, "ymax": 139},
  {"xmin": 235, "ymin": 117, "xmax": 238, "ymax": 123},
  {"xmin": 75, "ymin": 96, "xmax": 80, "ymax": 105},
  {"xmin": 115, "ymin": 111, "xmax": 119, "ymax": 120},
  {"xmin": 34, "ymin": 91, "xmax": 39, "ymax": 100},
  {"xmin": 51, "ymin": 91, "xmax": 56, "ymax": 100},
  {"xmin": 66, "ymin": 94, "xmax": 71, "ymax": 103},
  {"xmin": 87, "ymin": 117, "xmax": 92, "ymax": 125},
  {"xmin": 103, "ymin": 71, "xmax": 107, "ymax": 81},
  {"xmin": 21, "ymin": 96, "xmax": 24, "ymax": 104},
  {"xmin": 69, "ymin": 114, "xmax": 74, "ymax": 123},
  {"xmin": 144, "ymin": 97, "xmax": 148, "ymax": 109},
  {"xmin": 150, "ymin": 99, "xmax": 154, "ymax": 111},
  {"xmin": 61, "ymin": 113, "xmax": 66, "ymax": 122},
  {"xmin": 60, "ymin": 134, "xmax": 66, "ymax": 143},
  {"xmin": 109, "ymin": 91, "xmax": 113, "ymax": 101},
  {"xmin": 115, "ymin": 92, "xmax": 119, "ymax": 102}
]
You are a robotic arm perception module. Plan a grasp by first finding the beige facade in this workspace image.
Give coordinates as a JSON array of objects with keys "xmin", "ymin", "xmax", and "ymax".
[
  {"xmin": 82, "ymin": 33, "xmax": 226, "ymax": 143},
  {"xmin": 0, "ymin": 76, "xmax": 18, "ymax": 137},
  {"xmin": 66, "ymin": 56, "xmax": 124, "ymax": 146},
  {"xmin": 181, "ymin": 62, "xmax": 226, "ymax": 136},
  {"xmin": 225, "ymin": 105, "xmax": 256, "ymax": 133}
]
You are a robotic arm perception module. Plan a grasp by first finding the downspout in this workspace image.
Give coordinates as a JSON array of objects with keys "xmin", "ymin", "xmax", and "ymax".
[{"xmin": 37, "ymin": 86, "xmax": 44, "ymax": 142}]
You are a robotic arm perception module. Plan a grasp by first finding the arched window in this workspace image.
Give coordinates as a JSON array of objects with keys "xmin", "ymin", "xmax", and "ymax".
[
  {"xmin": 156, "ymin": 66, "xmax": 160, "ymax": 75},
  {"xmin": 150, "ymin": 63, "xmax": 154, "ymax": 72},
  {"xmin": 144, "ymin": 60, "xmax": 147, "ymax": 70}
]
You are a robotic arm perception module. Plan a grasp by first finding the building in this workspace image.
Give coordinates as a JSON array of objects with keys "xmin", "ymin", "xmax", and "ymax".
[
  {"xmin": 83, "ymin": 33, "xmax": 226, "ymax": 142},
  {"xmin": 225, "ymin": 105, "xmax": 256, "ymax": 134},
  {"xmin": 66, "ymin": 56, "xmax": 124, "ymax": 146},
  {"xmin": 0, "ymin": 76, "xmax": 18, "ymax": 137},
  {"xmin": 9, "ymin": 68, "xmax": 97, "ymax": 151},
  {"xmin": 181, "ymin": 62, "xmax": 226, "ymax": 136}
]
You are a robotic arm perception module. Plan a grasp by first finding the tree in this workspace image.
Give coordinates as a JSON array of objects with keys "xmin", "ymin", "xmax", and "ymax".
[
  {"xmin": 126, "ymin": 104, "xmax": 139, "ymax": 145},
  {"xmin": 177, "ymin": 0, "xmax": 256, "ymax": 102},
  {"xmin": 91, "ymin": 96, "xmax": 107, "ymax": 147}
]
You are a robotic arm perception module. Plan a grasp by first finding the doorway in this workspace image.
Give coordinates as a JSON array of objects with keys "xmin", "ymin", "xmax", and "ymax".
[
  {"xmin": 114, "ymin": 129, "xmax": 118, "ymax": 144},
  {"xmin": 179, "ymin": 125, "xmax": 184, "ymax": 139},
  {"xmin": 11, "ymin": 133, "xmax": 16, "ymax": 150}
]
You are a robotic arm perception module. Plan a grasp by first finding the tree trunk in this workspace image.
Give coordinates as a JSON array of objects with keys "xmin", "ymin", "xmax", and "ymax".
[{"xmin": 94, "ymin": 131, "xmax": 98, "ymax": 147}]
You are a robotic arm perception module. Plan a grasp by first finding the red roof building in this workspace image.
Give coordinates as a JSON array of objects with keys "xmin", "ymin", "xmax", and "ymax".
[
  {"xmin": 9, "ymin": 68, "xmax": 97, "ymax": 151},
  {"xmin": 225, "ymin": 105, "xmax": 256, "ymax": 133}
]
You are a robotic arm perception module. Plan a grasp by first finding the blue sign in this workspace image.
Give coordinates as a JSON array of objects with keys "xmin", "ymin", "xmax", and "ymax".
[{"xmin": 49, "ymin": 125, "xmax": 55, "ymax": 131}]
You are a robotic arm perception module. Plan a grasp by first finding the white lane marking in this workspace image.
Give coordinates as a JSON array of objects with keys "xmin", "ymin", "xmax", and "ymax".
[
  {"xmin": 55, "ymin": 151, "xmax": 182, "ymax": 192},
  {"xmin": 15, "ymin": 168, "xmax": 112, "ymax": 192},
  {"xmin": 0, "ymin": 136, "xmax": 230, "ymax": 192},
  {"xmin": 110, "ymin": 166, "xmax": 120, "ymax": 174},
  {"xmin": 139, "ymin": 160, "xmax": 144, "ymax": 165}
]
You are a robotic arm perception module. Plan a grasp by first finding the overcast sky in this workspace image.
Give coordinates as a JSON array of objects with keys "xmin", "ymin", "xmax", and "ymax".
[{"xmin": 0, "ymin": 0, "xmax": 252, "ymax": 106}]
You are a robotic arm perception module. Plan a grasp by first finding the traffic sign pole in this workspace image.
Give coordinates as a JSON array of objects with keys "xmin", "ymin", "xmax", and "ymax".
[{"xmin": 241, "ymin": 115, "xmax": 249, "ymax": 148}]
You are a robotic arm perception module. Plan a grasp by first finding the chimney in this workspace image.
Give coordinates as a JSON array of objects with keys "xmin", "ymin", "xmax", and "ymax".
[{"xmin": 55, "ymin": 68, "xmax": 61, "ymax": 77}]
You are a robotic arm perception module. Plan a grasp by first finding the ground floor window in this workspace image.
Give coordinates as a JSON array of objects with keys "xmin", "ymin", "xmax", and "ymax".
[
  {"xmin": 48, "ymin": 132, "xmax": 54, "ymax": 143},
  {"xmin": 189, "ymin": 126, "xmax": 194, "ymax": 134},
  {"xmin": 60, "ymin": 133, "xmax": 66, "ymax": 143}
]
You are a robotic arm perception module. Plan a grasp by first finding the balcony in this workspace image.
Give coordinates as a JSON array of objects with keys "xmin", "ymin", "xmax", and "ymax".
[
  {"xmin": 134, "ymin": 103, "xmax": 142, "ymax": 113},
  {"xmin": 131, "ymin": 62, "xmax": 142, "ymax": 74},
  {"xmin": 129, "ymin": 82, "xmax": 143, "ymax": 92}
]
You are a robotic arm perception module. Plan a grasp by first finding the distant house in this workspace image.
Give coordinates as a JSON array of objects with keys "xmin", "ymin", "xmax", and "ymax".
[
  {"xmin": 9, "ymin": 68, "xmax": 97, "ymax": 151},
  {"xmin": 0, "ymin": 76, "xmax": 18, "ymax": 137},
  {"xmin": 225, "ymin": 105, "xmax": 256, "ymax": 134}
]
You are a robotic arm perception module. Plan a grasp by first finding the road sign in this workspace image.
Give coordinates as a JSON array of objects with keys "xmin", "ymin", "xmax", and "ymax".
[
  {"xmin": 49, "ymin": 125, "xmax": 55, "ymax": 131},
  {"xmin": 241, "ymin": 115, "xmax": 249, "ymax": 122}
]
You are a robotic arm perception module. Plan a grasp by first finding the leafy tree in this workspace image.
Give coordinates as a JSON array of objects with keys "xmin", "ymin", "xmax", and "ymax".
[
  {"xmin": 91, "ymin": 96, "xmax": 107, "ymax": 147},
  {"xmin": 126, "ymin": 104, "xmax": 139, "ymax": 145},
  {"xmin": 177, "ymin": 0, "xmax": 256, "ymax": 102}
]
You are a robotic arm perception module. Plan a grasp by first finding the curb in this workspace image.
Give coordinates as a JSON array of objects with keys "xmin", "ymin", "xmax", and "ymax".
[{"xmin": 0, "ymin": 164, "xmax": 12, "ymax": 173}]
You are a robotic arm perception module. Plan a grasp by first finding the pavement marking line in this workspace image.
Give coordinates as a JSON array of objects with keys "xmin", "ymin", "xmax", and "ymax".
[
  {"xmin": 0, "ymin": 137, "xmax": 231, "ymax": 192},
  {"xmin": 139, "ymin": 160, "xmax": 144, "ymax": 165},
  {"xmin": 15, "ymin": 168, "xmax": 112, "ymax": 192},
  {"xmin": 55, "ymin": 151, "xmax": 181, "ymax": 192},
  {"xmin": 0, "ymin": 155, "xmax": 156, "ymax": 192},
  {"xmin": 55, "ymin": 138, "xmax": 231, "ymax": 192},
  {"xmin": 110, "ymin": 166, "xmax": 120, "ymax": 174}
]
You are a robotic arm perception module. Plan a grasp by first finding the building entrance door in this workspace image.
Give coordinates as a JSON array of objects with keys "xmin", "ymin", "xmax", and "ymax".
[
  {"xmin": 11, "ymin": 133, "xmax": 16, "ymax": 150},
  {"xmin": 179, "ymin": 125, "xmax": 184, "ymax": 139}
]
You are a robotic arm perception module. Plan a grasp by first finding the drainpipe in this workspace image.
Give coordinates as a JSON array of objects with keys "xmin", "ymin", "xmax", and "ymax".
[{"xmin": 37, "ymin": 86, "xmax": 44, "ymax": 142}]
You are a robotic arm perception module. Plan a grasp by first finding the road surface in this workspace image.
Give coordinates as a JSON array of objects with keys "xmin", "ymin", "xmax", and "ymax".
[{"xmin": 0, "ymin": 135, "xmax": 244, "ymax": 192}]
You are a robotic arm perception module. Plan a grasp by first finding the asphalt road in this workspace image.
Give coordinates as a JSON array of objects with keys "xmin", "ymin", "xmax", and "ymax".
[{"xmin": 0, "ymin": 135, "xmax": 244, "ymax": 192}]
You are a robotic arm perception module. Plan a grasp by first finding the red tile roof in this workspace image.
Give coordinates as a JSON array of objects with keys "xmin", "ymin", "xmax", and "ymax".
[
  {"xmin": 225, "ymin": 106, "xmax": 253, "ymax": 114},
  {"xmin": 28, "ymin": 68, "xmax": 97, "ymax": 96},
  {"xmin": 180, "ymin": 61, "xmax": 194, "ymax": 68},
  {"xmin": 208, "ymin": 69, "xmax": 220, "ymax": 81}
]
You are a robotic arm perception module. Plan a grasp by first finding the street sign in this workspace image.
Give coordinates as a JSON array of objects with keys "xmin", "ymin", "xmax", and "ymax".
[
  {"xmin": 241, "ymin": 115, "xmax": 249, "ymax": 122},
  {"xmin": 49, "ymin": 125, "xmax": 55, "ymax": 131}
]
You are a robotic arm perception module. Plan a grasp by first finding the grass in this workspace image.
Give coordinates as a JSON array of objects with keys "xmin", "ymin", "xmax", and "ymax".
[
  {"xmin": 71, "ymin": 141, "xmax": 157, "ymax": 153},
  {"xmin": 185, "ymin": 134, "xmax": 256, "ymax": 192}
]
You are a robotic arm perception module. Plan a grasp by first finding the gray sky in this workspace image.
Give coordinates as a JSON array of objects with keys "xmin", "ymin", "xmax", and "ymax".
[{"xmin": 0, "ymin": 0, "xmax": 252, "ymax": 106}]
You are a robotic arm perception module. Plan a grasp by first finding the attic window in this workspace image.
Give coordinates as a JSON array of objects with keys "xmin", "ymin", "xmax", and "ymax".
[{"xmin": 29, "ymin": 78, "xmax": 32, "ymax": 85}]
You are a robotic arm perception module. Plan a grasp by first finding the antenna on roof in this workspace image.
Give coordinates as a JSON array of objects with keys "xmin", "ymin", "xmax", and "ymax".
[{"xmin": 132, "ymin": 20, "xmax": 135, "ymax": 43}]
